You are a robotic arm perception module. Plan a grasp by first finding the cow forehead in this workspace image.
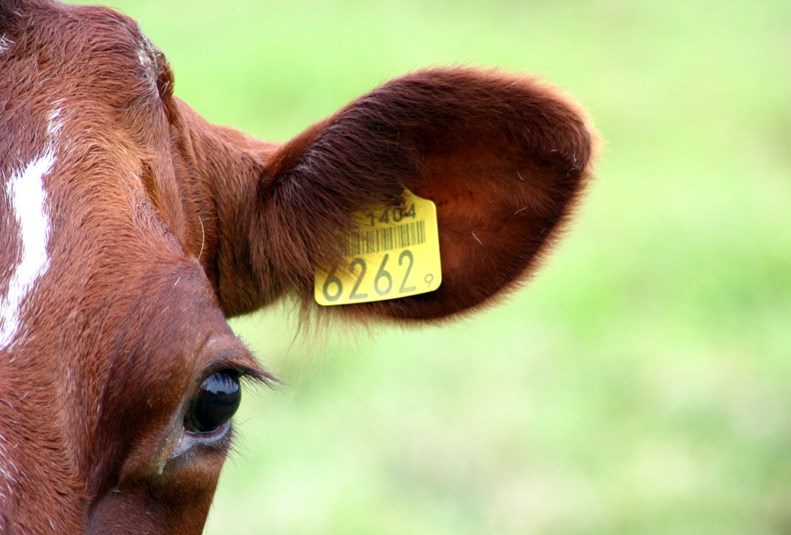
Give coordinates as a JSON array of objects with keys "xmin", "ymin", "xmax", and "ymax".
[
  {"xmin": 0, "ymin": 1, "xmax": 222, "ymax": 378},
  {"xmin": 0, "ymin": 1, "xmax": 170, "ymax": 123}
]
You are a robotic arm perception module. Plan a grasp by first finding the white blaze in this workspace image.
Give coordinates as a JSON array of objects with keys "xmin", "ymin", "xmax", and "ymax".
[{"xmin": 0, "ymin": 145, "xmax": 56, "ymax": 350}]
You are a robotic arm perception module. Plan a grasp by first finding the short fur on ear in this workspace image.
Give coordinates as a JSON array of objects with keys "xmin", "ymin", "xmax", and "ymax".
[{"xmin": 250, "ymin": 67, "xmax": 598, "ymax": 321}]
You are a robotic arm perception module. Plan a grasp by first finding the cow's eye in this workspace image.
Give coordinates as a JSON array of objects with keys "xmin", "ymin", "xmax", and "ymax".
[{"xmin": 186, "ymin": 371, "xmax": 241, "ymax": 434}]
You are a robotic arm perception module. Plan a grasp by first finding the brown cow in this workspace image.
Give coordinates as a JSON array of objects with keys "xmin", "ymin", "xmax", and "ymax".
[{"xmin": 0, "ymin": 0, "xmax": 598, "ymax": 532}]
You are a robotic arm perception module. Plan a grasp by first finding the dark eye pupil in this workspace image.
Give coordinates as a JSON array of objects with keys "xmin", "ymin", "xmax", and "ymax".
[{"xmin": 187, "ymin": 371, "xmax": 241, "ymax": 434}]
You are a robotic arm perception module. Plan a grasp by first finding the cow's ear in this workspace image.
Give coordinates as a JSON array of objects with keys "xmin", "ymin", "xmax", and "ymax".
[{"xmin": 249, "ymin": 68, "xmax": 598, "ymax": 321}]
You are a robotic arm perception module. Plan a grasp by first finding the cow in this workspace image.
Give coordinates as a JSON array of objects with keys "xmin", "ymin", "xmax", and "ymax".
[{"xmin": 0, "ymin": 0, "xmax": 598, "ymax": 532}]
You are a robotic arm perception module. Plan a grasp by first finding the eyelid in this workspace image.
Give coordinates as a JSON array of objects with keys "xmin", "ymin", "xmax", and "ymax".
[
  {"xmin": 203, "ymin": 353, "xmax": 278, "ymax": 387},
  {"xmin": 195, "ymin": 334, "xmax": 280, "ymax": 393}
]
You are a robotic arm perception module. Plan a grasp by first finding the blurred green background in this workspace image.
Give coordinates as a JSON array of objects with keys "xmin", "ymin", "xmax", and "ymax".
[{"xmin": 84, "ymin": 0, "xmax": 790, "ymax": 533}]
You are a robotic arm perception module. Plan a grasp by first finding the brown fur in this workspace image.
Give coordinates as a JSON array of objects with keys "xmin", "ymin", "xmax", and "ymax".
[{"xmin": 0, "ymin": 0, "xmax": 598, "ymax": 532}]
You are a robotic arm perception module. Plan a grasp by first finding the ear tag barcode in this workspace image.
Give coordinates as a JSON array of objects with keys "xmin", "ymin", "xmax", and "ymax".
[{"xmin": 314, "ymin": 190, "xmax": 442, "ymax": 306}]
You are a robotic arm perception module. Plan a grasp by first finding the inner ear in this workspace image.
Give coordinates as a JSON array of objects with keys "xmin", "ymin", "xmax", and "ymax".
[{"xmin": 256, "ymin": 68, "xmax": 598, "ymax": 320}]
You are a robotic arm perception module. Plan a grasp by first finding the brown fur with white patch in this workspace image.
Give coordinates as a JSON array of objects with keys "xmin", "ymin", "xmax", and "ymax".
[{"xmin": 0, "ymin": 0, "xmax": 598, "ymax": 532}]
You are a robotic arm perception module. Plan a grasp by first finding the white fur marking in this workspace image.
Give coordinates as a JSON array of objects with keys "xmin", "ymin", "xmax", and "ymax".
[
  {"xmin": 0, "ymin": 34, "xmax": 14, "ymax": 54},
  {"xmin": 0, "ymin": 147, "xmax": 55, "ymax": 350},
  {"xmin": 138, "ymin": 46, "xmax": 151, "ymax": 70},
  {"xmin": 0, "ymin": 432, "xmax": 18, "ymax": 501},
  {"xmin": 47, "ymin": 105, "xmax": 65, "ymax": 137}
]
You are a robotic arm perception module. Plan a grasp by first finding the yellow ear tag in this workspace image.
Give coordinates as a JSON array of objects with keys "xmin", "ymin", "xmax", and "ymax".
[{"xmin": 314, "ymin": 189, "xmax": 442, "ymax": 306}]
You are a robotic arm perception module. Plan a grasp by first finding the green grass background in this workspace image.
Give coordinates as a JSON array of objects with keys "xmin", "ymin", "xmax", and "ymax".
[{"xmin": 85, "ymin": 1, "xmax": 790, "ymax": 533}]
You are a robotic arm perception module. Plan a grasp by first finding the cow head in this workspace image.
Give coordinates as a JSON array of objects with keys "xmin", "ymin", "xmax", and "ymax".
[{"xmin": 0, "ymin": 1, "xmax": 597, "ymax": 532}]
